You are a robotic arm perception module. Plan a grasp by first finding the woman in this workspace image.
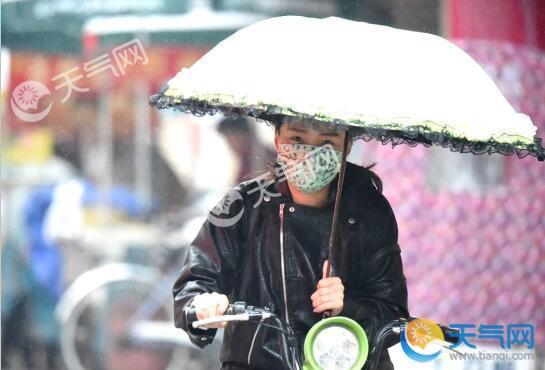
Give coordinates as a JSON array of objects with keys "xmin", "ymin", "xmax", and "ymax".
[{"xmin": 173, "ymin": 116, "xmax": 409, "ymax": 369}]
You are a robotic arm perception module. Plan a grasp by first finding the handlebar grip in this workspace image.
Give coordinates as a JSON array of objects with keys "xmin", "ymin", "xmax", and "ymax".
[
  {"xmin": 439, "ymin": 324, "xmax": 460, "ymax": 344},
  {"xmin": 185, "ymin": 301, "xmax": 248, "ymax": 323},
  {"xmin": 185, "ymin": 306, "xmax": 198, "ymax": 323}
]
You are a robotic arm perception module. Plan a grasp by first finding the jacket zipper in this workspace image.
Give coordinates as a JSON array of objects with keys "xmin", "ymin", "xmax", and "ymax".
[
  {"xmin": 248, "ymin": 203, "xmax": 289, "ymax": 366},
  {"xmin": 279, "ymin": 203, "xmax": 290, "ymax": 326},
  {"xmin": 281, "ymin": 203, "xmax": 301, "ymax": 370}
]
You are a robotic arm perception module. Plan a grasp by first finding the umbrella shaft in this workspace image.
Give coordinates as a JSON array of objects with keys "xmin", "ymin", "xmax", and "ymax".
[{"xmin": 326, "ymin": 131, "xmax": 350, "ymax": 278}]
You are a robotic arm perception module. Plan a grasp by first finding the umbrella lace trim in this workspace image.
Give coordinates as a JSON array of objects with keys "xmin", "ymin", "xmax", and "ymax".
[{"xmin": 149, "ymin": 93, "xmax": 545, "ymax": 161}]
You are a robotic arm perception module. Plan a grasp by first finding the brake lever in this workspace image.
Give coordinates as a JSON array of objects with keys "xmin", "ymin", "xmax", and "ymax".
[{"xmin": 187, "ymin": 301, "xmax": 274, "ymax": 329}]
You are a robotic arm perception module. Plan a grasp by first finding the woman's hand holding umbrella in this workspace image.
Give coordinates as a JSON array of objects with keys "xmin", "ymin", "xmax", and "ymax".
[{"xmin": 311, "ymin": 260, "xmax": 344, "ymax": 317}]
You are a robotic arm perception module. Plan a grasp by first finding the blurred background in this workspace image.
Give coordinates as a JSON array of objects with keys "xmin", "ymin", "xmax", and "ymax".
[{"xmin": 1, "ymin": 0, "xmax": 544, "ymax": 369}]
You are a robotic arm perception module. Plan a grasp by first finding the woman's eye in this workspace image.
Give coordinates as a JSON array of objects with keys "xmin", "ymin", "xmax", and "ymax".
[
  {"xmin": 321, "ymin": 140, "xmax": 334, "ymax": 146},
  {"xmin": 291, "ymin": 136, "xmax": 303, "ymax": 143}
]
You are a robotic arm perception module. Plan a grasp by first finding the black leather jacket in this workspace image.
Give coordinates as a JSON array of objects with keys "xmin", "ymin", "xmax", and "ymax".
[{"xmin": 173, "ymin": 162, "xmax": 409, "ymax": 369}]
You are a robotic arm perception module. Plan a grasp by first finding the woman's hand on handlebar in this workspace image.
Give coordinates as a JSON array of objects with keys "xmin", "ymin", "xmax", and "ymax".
[{"xmin": 192, "ymin": 292, "xmax": 230, "ymax": 328}]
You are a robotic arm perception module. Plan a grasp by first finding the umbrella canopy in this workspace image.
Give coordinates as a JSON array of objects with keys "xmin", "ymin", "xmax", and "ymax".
[{"xmin": 150, "ymin": 15, "xmax": 545, "ymax": 161}]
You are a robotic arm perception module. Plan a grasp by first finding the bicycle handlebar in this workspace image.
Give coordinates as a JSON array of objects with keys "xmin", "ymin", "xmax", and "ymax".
[
  {"xmin": 185, "ymin": 302, "xmax": 461, "ymax": 370},
  {"xmin": 435, "ymin": 320, "xmax": 462, "ymax": 344},
  {"xmin": 185, "ymin": 302, "xmax": 277, "ymax": 329}
]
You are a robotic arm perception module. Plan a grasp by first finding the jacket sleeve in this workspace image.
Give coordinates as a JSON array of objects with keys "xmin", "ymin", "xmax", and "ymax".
[
  {"xmin": 172, "ymin": 188, "xmax": 247, "ymax": 348},
  {"xmin": 339, "ymin": 192, "xmax": 409, "ymax": 349}
]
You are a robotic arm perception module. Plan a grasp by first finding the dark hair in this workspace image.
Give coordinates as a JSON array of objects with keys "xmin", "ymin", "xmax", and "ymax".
[
  {"xmin": 267, "ymin": 115, "xmax": 383, "ymax": 193},
  {"xmin": 273, "ymin": 118, "xmax": 283, "ymax": 134},
  {"xmin": 217, "ymin": 116, "xmax": 252, "ymax": 135}
]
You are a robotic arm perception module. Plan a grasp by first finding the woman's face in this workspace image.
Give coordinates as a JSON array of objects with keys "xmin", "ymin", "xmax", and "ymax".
[{"xmin": 274, "ymin": 120, "xmax": 351, "ymax": 153}]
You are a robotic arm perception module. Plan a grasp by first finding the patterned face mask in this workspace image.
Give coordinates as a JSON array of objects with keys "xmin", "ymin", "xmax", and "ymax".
[{"xmin": 277, "ymin": 143, "xmax": 342, "ymax": 193}]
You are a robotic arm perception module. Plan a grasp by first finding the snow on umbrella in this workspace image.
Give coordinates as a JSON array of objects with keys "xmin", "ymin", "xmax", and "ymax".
[
  {"xmin": 149, "ymin": 15, "xmax": 545, "ymax": 285},
  {"xmin": 150, "ymin": 15, "xmax": 545, "ymax": 161}
]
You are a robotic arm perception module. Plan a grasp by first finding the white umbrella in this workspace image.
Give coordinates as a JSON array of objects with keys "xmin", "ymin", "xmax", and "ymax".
[{"xmin": 151, "ymin": 15, "xmax": 544, "ymax": 161}]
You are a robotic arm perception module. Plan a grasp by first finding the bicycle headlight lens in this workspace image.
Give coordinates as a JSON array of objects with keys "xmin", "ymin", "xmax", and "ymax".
[
  {"xmin": 304, "ymin": 317, "xmax": 368, "ymax": 370},
  {"xmin": 312, "ymin": 325, "xmax": 360, "ymax": 370}
]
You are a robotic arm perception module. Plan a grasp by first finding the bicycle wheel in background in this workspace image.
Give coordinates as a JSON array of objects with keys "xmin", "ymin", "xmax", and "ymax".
[{"xmin": 56, "ymin": 264, "xmax": 220, "ymax": 370}]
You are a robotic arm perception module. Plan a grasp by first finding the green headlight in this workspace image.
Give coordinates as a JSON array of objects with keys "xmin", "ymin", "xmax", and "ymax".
[{"xmin": 303, "ymin": 316, "xmax": 368, "ymax": 370}]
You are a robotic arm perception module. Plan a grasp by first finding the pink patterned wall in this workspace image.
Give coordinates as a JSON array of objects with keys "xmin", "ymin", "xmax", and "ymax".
[{"xmin": 371, "ymin": 41, "xmax": 545, "ymax": 349}]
